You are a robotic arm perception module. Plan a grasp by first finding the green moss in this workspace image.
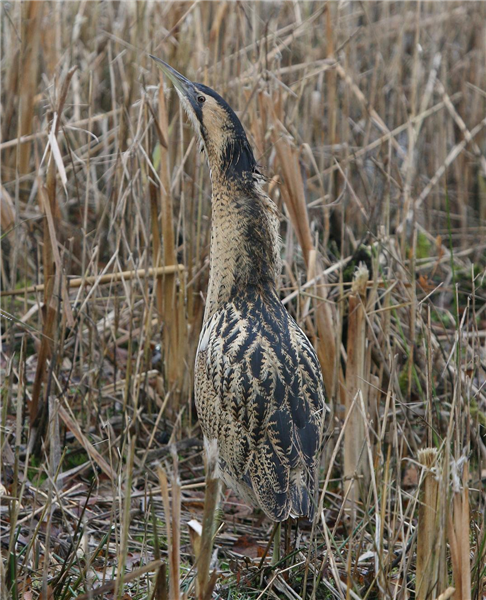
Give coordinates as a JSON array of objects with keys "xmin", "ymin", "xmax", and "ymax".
[
  {"xmin": 470, "ymin": 399, "xmax": 486, "ymax": 427},
  {"xmin": 398, "ymin": 368, "xmax": 409, "ymax": 396},
  {"xmin": 64, "ymin": 449, "xmax": 89, "ymax": 470},
  {"xmin": 27, "ymin": 456, "xmax": 48, "ymax": 486},
  {"xmin": 416, "ymin": 231, "xmax": 432, "ymax": 259}
]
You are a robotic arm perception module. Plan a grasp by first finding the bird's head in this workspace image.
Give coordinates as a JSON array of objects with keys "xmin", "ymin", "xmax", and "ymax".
[{"xmin": 151, "ymin": 56, "xmax": 258, "ymax": 187}]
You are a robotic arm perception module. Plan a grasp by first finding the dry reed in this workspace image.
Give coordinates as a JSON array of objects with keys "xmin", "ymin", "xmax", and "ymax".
[
  {"xmin": 0, "ymin": 2, "xmax": 485, "ymax": 599},
  {"xmin": 416, "ymin": 448, "xmax": 446, "ymax": 600},
  {"xmin": 344, "ymin": 263, "xmax": 370, "ymax": 516}
]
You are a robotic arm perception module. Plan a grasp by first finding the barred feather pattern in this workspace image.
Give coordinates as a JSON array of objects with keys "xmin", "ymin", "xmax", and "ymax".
[
  {"xmin": 195, "ymin": 284, "xmax": 325, "ymax": 522},
  {"xmin": 168, "ymin": 71, "xmax": 327, "ymax": 521}
]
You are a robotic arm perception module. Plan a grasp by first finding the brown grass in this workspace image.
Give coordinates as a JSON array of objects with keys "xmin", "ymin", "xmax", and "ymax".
[{"xmin": 1, "ymin": 2, "xmax": 485, "ymax": 599}]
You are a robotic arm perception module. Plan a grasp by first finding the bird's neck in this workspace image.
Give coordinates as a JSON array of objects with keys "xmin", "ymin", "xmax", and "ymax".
[
  {"xmin": 204, "ymin": 135, "xmax": 256, "ymax": 185},
  {"xmin": 204, "ymin": 183, "xmax": 281, "ymax": 322}
]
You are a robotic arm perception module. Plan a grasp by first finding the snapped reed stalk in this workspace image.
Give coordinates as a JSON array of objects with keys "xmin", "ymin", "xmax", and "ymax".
[
  {"xmin": 344, "ymin": 264, "xmax": 370, "ymax": 514},
  {"xmin": 158, "ymin": 458, "xmax": 181, "ymax": 600},
  {"xmin": 0, "ymin": 265, "xmax": 184, "ymax": 297},
  {"xmin": 151, "ymin": 563, "xmax": 168, "ymax": 600},
  {"xmin": 196, "ymin": 440, "xmax": 220, "ymax": 600},
  {"xmin": 448, "ymin": 457, "xmax": 471, "ymax": 600},
  {"xmin": 416, "ymin": 448, "xmax": 446, "ymax": 600}
]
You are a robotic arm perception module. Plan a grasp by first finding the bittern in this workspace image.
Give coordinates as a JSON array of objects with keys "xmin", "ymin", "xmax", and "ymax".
[{"xmin": 151, "ymin": 57, "xmax": 326, "ymax": 522}]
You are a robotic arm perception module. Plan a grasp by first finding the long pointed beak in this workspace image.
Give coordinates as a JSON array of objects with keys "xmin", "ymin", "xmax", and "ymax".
[{"xmin": 149, "ymin": 55, "xmax": 195, "ymax": 98}]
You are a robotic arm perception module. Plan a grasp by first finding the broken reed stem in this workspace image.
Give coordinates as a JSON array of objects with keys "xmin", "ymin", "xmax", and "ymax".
[
  {"xmin": 435, "ymin": 588, "xmax": 456, "ymax": 600},
  {"xmin": 151, "ymin": 563, "xmax": 168, "ymax": 600},
  {"xmin": 197, "ymin": 440, "xmax": 220, "ymax": 600},
  {"xmin": 0, "ymin": 265, "xmax": 184, "ymax": 297},
  {"xmin": 448, "ymin": 457, "xmax": 471, "ymax": 600},
  {"xmin": 158, "ymin": 458, "xmax": 181, "ymax": 600},
  {"xmin": 416, "ymin": 448, "xmax": 446, "ymax": 600},
  {"xmin": 344, "ymin": 263, "xmax": 369, "ymax": 516}
]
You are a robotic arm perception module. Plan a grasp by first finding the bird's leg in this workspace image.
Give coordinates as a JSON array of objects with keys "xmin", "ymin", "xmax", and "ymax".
[
  {"xmin": 281, "ymin": 518, "xmax": 294, "ymax": 581},
  {"xmin": 258, "ymin": 522, "xmax": 278, "ymax": 569},
  {"xmin": 285, "ymin": 518, "xmax": 292, "ymax": 557},
  {"xmin": 271, "ymin": 522, "xmax": 281, "ymax": 565}
]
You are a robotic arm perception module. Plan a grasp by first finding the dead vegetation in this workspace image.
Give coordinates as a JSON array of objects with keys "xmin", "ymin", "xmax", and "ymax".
[{"xmin": 0, "ymin": 2, "xmax": 485, "ymax": 599}]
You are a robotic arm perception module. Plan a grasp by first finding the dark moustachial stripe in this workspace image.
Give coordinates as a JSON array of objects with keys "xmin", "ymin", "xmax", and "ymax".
[
  {"xmin": 194, "ymin": 83, "xmax": 258, "ymax": 182},
  {"xmin": 221, "ymin": 137, "xmax": 256, "ymax": 180}
]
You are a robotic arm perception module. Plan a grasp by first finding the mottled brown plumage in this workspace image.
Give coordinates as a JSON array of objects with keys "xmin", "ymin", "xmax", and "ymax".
[{"xmin": 151, "ymin": 57, "xmax": 326, "ymax": 522}]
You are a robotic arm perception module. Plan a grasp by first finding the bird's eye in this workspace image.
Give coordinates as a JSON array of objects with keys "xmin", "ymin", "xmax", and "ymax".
[{"xmin": 197, "ymin": 95, "xmax": 206, "ymax": 104}]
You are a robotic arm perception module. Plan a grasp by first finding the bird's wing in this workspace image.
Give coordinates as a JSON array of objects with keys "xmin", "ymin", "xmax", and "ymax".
[{"xmin": 196, "ymin": 287, "xmax": 325, "ymax": 521}]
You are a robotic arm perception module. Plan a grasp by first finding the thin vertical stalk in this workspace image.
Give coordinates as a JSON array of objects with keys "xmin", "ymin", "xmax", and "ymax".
[
  {"xmin": 197, "ymin": 440, "xmax": 220, "ymax": 600},
  {"xmin": 416, "ymin": 448, "xmax": 446, "ymax": 600},
  {"xmin": 344, "ymin": 264, "xmax": 369, "ymax": 515},
  {"xmin": 19, "ymin": 1, "xmax": 43, "ymax": 175},
  {"xmin": 448, "ymin": 457, "xmax": 471, "ymax": 600},
  {"xmin": 157, "ymin": 72, "xmax": 184, "ymax": 399}
]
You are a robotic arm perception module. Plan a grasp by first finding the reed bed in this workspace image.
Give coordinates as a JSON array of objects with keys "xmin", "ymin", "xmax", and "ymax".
[{"xmin": 1, "ymin": 2, "xmax": 485, "ymax": 599}]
